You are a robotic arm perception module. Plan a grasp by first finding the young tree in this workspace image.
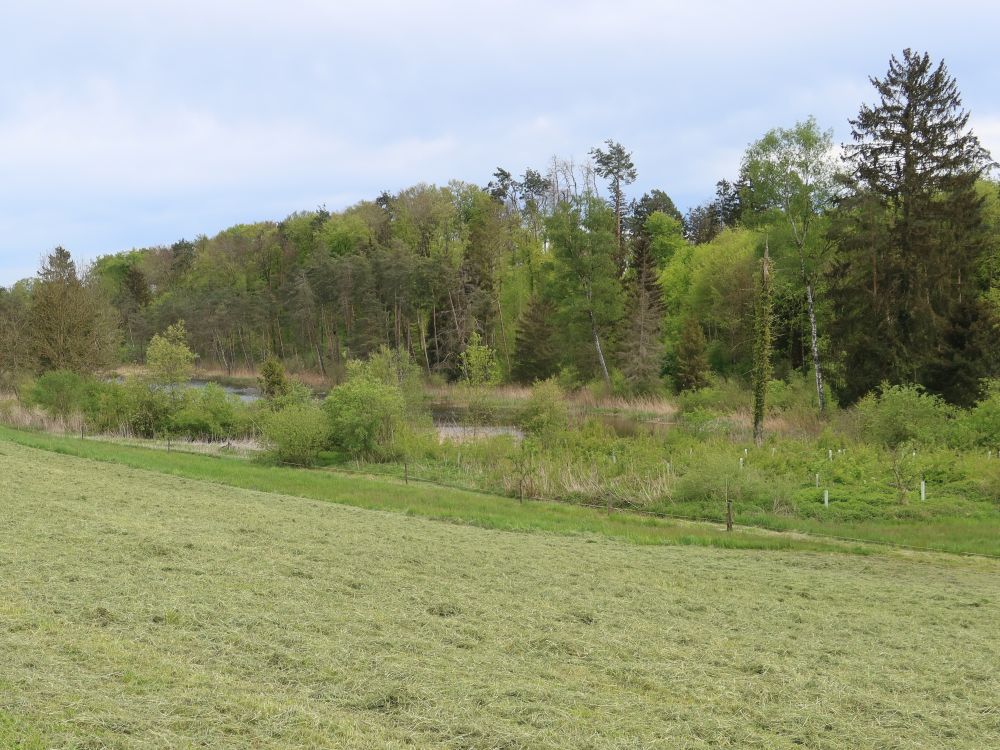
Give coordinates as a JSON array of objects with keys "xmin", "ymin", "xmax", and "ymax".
[
  {"xmin": 828, "ymin": 49, "xmax": 995, "ymax": 404},
  {"xmin": 752, "ymin": 243, "xmax": 774, "ymax": 446},
  {"xmin": 258, "ymin": 354, "xmax": 290, "ymax": 401},
  {"xmin": 742, "ymin": 117, "xmax": 836, "ymax": 411},
  {"xmin": 460, "ymin": 331, "xmax": 500, "ymax": 387},
  {"xmin": 590, "ymin": 140, "xmax": 637, "ymax": 274},
  {"xmin": 147, "ymin": 321, "xmax": 196, "ymax": 388}
]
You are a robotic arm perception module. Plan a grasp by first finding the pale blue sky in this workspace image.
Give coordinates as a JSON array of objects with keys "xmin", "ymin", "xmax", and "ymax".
[{"xmin": 2, "ymin": 0, "xmax": 998, "ymax": 286}]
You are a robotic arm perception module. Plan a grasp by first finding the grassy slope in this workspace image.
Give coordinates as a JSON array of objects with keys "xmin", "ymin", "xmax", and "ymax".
[
  {"xmin": 0, "ymin": 427, "xmax": 859, "ymax": 554},
  {"xmin": 1, "ymin": 442, "xmax": 999, "ymax": 749}
]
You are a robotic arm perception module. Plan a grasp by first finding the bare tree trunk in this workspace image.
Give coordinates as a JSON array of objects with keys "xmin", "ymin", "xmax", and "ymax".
[
  {"xmin": 495, "ymin": 294, "xmax": 512, "ymax": 374},
  {"xmin": 589, "ymin": 309, "xmax": 611, "ymax": 386},
  {"xmin": 804, "ymin": 282, "xmax": 826, "ymax": 412},
  {"xmin": 793, "ymin": 240, "xmax": 827, "ymax": 414}
]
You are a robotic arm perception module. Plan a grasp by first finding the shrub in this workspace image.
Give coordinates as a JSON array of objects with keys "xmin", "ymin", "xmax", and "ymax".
[
  {"xmin": 954, "ymin": 381, "xmax": 1000, "ymax": 448},
  {"xmin": 258, "ymin": 355, "xmax": 290, "ymax": 401},
  {"xmin": 83, "ymin": 377, "xmax": 172, "ymax": 437},
  {"xmin": 263, "ymin": 404, "xmax": 329, "ymax": 465},
  {"xmin": 460, "ymin": 332, "xmax": 500, "ymax": 386},
  {"xmin": 29, "ymin": 370, "xmax": 89, "ymax": 420},
  {"xmin": 767, "ymin": 374, "xmax": 822, "ymax": 412},
  {"xmin": 324, "ymin": 376, "xmax": 405, "ymax": 459},
  {"xmin": 676, "ymin": 377, "xmax": 747, "ymax": 414},
  {"xmin": 171, "ymin": 384, "xmax": 251, "ymax": 440},
  {"xmin": 856, "ymin": 384, "xmax": 954, "ymax": 448},
  {"xmin": 519, "ymin": 378, "xmax": 569, "ymax": 437},
  {"xmin": 269, "ymin": 380, "xmax": 314, "ymax": 411},
  {"xmin": 351, "ymin": 346, "xmax": 426, "ymax": 414}
]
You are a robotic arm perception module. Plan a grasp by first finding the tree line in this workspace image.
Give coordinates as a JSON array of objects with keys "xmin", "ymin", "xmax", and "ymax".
[{"xmin": 1, "ymin": 49, "xmax": 997, "ymax": 406}]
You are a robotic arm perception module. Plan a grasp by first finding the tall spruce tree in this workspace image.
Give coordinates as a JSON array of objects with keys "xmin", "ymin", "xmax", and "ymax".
[
  {"xmin": 674, "ymin": 316, "xmax": 710, "ymax": 392},
  {"xmin": 511, "ymin": 296, "xmax": 560, "ymax": 383},
  {"xmin": 828, "ymin": 49, "xmax": 994, "ymax": 404}
]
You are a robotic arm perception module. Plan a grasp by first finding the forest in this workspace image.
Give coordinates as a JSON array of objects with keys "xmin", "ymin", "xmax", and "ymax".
[{"xmin": 1, "ymin": 50, "xmax": 997, "ymax": 411}]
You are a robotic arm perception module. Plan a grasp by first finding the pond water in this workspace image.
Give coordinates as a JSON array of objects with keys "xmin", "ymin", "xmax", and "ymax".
[
  {"xmin": 190, "ymin": 379, "xmax": 260, "ymax": 403},
  {"xmin": 189, "ymin": 381, "xmax": 672, "ymax": 440}
]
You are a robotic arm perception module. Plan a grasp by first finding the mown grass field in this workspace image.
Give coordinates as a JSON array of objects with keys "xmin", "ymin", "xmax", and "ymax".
[{"xmin": 1, "ymin": 440, "xmax": 998, "ymax": 749}]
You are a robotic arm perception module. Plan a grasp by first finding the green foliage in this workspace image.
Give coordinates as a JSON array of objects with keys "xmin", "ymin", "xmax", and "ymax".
[
  {"xmin": 954, "ymin": 381, "xmax": 1000, "ymax": 447},
  {"xmin": 28, "ymin": 247, "xmax": 119, "ymax": 374},
  {"xmin": 29, "ymin": 370, "xmax": 89, "ymax": 421},
  {"xmin": 84, "ymin": 377, "xmax": 172, "ymax": 438},
  {"xmin": 146, "ymin": 322, "xmax": 196, "ymax": 387},
  {"xmin": 323, "ymin": 376, "xmax": 405, "ymax": 459},
  {"xmin": 269, "ymin": 381, "xmax": 314, "ymax": 411},
  {"xmin": 518, "ymin": 378, "xmax": 569, "ymax": 436},
  {"xmin": 350, "ymin": 346, "xmax": 426, "ymax": 415},
  {"xmin": 263, "ymin": 403, "xmax": 329, "ymax": 465},
  {"xmin": 546, "ymin": 196, "xmax": 624, "ymax": 383},
  {"xmin": 258, "ymin": 355, "xmax": 290, "ymax": 401},
  {"xmin": 171, "ymin": 384, "xmax": 252, "ymax": 440},
  {"xmin": 460, "ymin": 332, "xmax": 500, "ymax": 387},
  {"xmin": 660, "ymin": 228, "xmax": 759, "ymax": 376},
  {"xmin": 856, "ymin": 384, "xmax": 955, "ymax": 448}
]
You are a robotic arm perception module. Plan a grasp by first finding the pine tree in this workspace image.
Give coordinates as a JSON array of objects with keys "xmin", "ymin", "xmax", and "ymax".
[
  {"xmin": 511, "ymin": 297, "xmax": 560, "ymax": 383},
  {"xmin": 674, "ymin": 317, "xmax": 710, "ymax": 393},
  {"xmin": 828, "ymin": 49, "xmax": 994, "ymax": 404},
  {"xmin": 590, "ymin": 140, "xmax": 637, "ymax": 275}
]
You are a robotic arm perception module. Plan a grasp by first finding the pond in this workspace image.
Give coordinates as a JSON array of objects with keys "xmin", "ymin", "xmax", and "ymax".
[{"xmin": 188, "ymin": 381, "xmax": 673, "ymax": 440}]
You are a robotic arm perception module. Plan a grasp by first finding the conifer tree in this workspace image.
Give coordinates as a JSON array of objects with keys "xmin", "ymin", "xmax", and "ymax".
[
  {"xmin": 674, "ymin": 317, "xmax": 710, "ymax": 393},
  {"xmin": 511, "ymin": 297, "xmax": 560, "ymax": 383},
  {"xmin": 828, "ymin": 49, "xmax": 994, "ymax": 404}
]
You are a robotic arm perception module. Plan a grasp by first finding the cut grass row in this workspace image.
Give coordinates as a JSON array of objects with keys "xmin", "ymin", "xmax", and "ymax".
[{"xmin": 0, "ymin": 425, "xmax": 861, "ymax": 555}]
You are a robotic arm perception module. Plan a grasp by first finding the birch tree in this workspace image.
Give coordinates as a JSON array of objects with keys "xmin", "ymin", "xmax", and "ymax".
[{"xmin": 742, "ymin": 117, "xmax": 835, "ymax": 411}]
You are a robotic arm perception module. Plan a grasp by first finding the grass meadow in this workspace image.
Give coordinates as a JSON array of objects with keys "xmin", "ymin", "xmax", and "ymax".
[{"xmin": 1, "ymin": 438, "xmax": 999, "ymax": 748}]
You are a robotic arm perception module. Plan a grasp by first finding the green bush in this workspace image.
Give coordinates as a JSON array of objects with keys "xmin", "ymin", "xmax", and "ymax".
[
  {"xmin": 257, "ymin": 355, "xmax": 290, "ymax": 401},
  {"xmin": 954, "ymin": 382, "xmax": 1000, "ymax": 447},
  {"xmin": 519, "ymin": 379, "xmax": 569, "ymax": 436},
  {"xmin": 350, "ymin": 346, "xmax": 426, "ymax": 414},
  {"xmin": 263, "ymin": 404, "xmax": 329, "ymax": 465},
  {"xmin": 856, "ymin": 384, "xmax": 955, "ymax": 448},
  {"xmin": 676, "ymin": 377, "xmax": 747, "ymax": 414},
  {"xmin": 171, "ymin": 384, "xmax": 252, "ymax": 440},
  {"xmin": 269, "ymin": 380, "xmax": 314, "ymax": 411},
  {"xmin": 29, "ymin": 370, "xmax": 90, "ymax": 420},
  {"xmin": 83, "ymin": 378, "xmax": 172, "ymax": 437},
  {"xmin": 323, "ymin": 376, "xmax": 405, "ymax": 459},
  {"xmin": 767, "ymin": 374, "xmax": 824, "ymax": 412}
]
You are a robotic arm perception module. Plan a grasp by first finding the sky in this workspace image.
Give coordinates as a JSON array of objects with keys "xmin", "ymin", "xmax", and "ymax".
[{"xmin": 2, "ymin": 0, "xmax": 999, "ymax": 286}]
